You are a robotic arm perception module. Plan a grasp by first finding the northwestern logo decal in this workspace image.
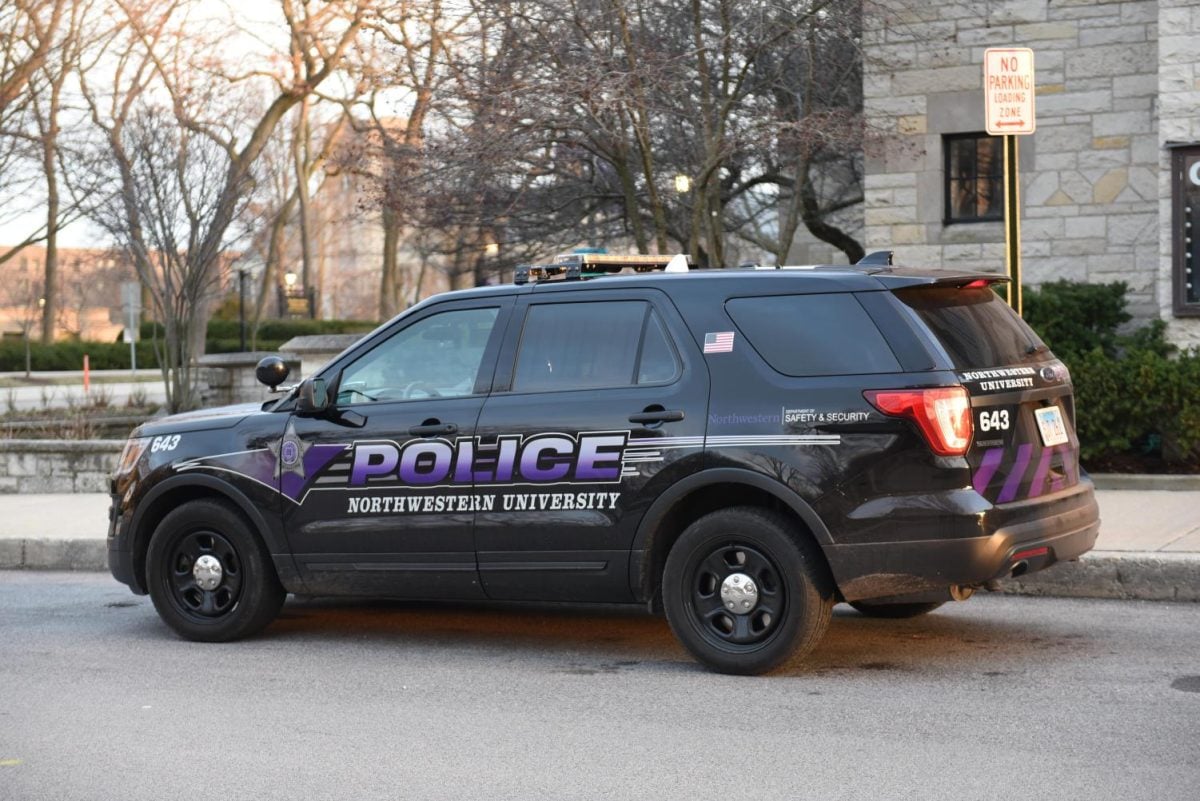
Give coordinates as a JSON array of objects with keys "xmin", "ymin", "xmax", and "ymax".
[{"xmin": 344, "ymin": 431, "xmax": 629, "ymax": 489}]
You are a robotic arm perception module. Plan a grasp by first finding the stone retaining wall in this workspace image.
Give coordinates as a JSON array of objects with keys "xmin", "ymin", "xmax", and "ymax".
[{"xmin": 0, "ymin": 439, "xmax": 124, "ymax": 494}]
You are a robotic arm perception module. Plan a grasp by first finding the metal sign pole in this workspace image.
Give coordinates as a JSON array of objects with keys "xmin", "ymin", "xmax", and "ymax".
[
  {"xmin": 984, "ymin": 47, "xmax": 1034, "ymax": 317},
  {"xmin": 1003, "ymin": 134, "xmax": 1022, "ymax": 315}
]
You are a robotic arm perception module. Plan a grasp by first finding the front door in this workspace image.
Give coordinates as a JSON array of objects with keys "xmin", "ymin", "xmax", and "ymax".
[
  {"xmin": 282, "ymin": 297, "xmax": 512, "ymax": 597},
  {"xmin": 473, "ymin": 288, "xmax": 709, "ymax": 602}
]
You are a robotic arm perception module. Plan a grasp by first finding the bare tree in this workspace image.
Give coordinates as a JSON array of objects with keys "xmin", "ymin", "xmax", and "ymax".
[
  {"xmin": 0, "ymin": 0, "xmax": 68, "ymax": 114},
  {"xmin": 406, "ymin": 0, "xmax": 864, "ymax": 269},
  {"xmin": 81, "ymin": 0, "xmax": 367, "ymax": 411}
]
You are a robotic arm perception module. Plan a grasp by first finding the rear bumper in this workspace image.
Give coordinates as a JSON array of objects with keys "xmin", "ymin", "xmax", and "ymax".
[{"xmin": 825, "ymin": 478, "xmax": 1100, "ymax": 602}]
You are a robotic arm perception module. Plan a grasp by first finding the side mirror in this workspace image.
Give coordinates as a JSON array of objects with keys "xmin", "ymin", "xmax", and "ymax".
[
  {"xmin": 255, "ymin": 356, "xmax": 290, "ymax": 390},
  {"xmin": 296, "ymin": 377, "xmax": 329, "ymax": 415}
]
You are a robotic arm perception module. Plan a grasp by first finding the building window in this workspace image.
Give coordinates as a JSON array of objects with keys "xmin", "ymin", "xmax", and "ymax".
[
  {"xmin": 944, "ymin": 133, "xmax": 1003, "ymax": 224},
  {"xmin": 1173, "ymin": 146, "xmax": 1200, "ymax": 316}
]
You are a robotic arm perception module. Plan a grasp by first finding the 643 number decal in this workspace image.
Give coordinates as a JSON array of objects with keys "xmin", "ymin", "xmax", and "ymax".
[
  {"xmin": 151, "ymin": 435, "xmax": 181, "ymax": 453},
  {"xmin": 978, "ymin": 409, "xmax": 1010, "ymax": 433}
]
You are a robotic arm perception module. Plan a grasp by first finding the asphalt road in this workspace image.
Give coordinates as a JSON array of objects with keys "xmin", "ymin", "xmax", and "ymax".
[{"xmin": 2, "ymin": 573, "xmax": 1197, "ymax": 801}]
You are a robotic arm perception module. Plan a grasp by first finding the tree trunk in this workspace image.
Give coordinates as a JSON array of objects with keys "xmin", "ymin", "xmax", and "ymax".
[
  {"xmin": 293, "ymin": 98, "xmax": 315, "ymax": 316},
  {"xmin": 379, "ymin": 204, "xmax": 400, "ymax": 320}
]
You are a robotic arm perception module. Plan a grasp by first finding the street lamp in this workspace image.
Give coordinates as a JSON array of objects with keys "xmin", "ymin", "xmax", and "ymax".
[
  {"xmin": 674, "ymin": 174, "xmax": 691, "ymax": 194},
  {"xmin": 284, "ymin": 272, "xmax": 297, "ymax": 289}
]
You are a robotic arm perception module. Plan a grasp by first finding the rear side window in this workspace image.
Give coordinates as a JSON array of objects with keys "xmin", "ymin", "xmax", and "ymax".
[
  {"xmin": 725, "ymin": 294, "xmax": 901, "ymax": 376},
  {"xmin": 895, "ymin": 286, "xmax": 1049, "ymax": 369},
  {"xmin": 513, "ymin": 300, "xmax": 680, "ymax": 392}
]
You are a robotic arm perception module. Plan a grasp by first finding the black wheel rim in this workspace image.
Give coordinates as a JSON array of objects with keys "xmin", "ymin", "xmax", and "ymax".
[
  {"xmin": 164, "ymin": 529, "xmax": 243, "ymax": 622},
  {"xmin": 686, "ymin": 542, "xmax": 786, "ymax": 651}
]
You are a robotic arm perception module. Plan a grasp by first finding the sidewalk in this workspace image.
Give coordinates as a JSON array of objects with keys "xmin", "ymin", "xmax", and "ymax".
[{"xmin": 0, "ymin": 490, "xmax": 1197, "ymax": 601}]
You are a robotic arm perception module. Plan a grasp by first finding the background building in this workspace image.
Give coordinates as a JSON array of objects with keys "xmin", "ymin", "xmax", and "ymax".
[
  {"xmin": 0, "ymin": 246, "xmax": 130, "ymax": 342},
  {"xmin": 862, "ymin": 0, "xmax": 1200, "ymax": 346}
]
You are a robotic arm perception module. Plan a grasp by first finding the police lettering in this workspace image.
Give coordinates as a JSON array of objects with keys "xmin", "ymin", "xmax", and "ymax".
[{"xmin": 348, "ymin": 432, "xmax": 627, "ymax": 488}]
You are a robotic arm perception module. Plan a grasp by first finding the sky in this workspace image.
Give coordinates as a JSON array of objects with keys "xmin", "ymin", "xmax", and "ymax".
[{"xmin": 0, "ymin": 0, "xmax": 298, "ymax": 250}]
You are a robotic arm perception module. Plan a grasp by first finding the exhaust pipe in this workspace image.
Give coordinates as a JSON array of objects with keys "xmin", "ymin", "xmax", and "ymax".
[{"xmin": 949, "ymin": 584, "xmax": 975, "ymax": 602}]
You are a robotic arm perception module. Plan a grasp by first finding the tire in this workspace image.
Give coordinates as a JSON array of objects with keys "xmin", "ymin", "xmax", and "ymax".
[
  {"xmin": 849, "ymin": 600, "xmax": 946, "ymax": 619},
  {"xmin": 145, "ymin": 499, "xmax": 286, "ymax": 642},
  {"xmin": 662, "ymin": 507, "xmax": 833, "ymax": 675}
]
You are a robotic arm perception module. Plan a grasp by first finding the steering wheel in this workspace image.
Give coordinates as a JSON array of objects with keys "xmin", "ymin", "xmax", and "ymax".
[{"xmin": 402, "ymin": 381, "xmax": 442, "ymax": 399}]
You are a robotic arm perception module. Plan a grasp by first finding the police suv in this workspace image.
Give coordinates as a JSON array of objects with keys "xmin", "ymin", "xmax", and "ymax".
[{"xmin": 108, "ymin": 252, "xmax": 1099, "ymax": 675}]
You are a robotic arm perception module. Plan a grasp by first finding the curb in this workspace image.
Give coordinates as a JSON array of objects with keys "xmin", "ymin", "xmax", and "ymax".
[
  {"xmin": 998, "ymin": 550, "xmax": 1200, "ymax": 602},
  {"xmin": 0, "ymin": 538, "xmax": 108, "ymax": 572},
  {"xmin": 2, "ymin": 539, "xmax": 1197, "ymax": 603},
  {"xmin": 1090, "ymin": 473, "xmax": 1200, "ymax": 491}
]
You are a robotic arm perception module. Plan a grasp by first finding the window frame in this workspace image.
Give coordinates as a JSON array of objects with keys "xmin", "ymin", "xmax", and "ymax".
[
  {"xmin": 500, "ymin": 295, "xmax": 683, "ymax": 396},
  {"xmin": 1172, "ymin": 145, "xmax": 1200, "ymax": 317},
  {"xmin": 943, "ymin": 132, "xmax": 1004, "ymax": 225}
]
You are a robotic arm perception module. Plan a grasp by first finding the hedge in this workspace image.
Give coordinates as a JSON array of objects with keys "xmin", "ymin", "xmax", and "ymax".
[
  {"xmin": 0, "ymin": 318, "xmax": 377, "ymax": 372},
  {"xmin": 1024, "ymin": 281, "xmax": 1200, "ymax": 469},
  {"xmin": 0, "ymin": 339, "xmax": 160, "ymax": 372},
  {"xmin": 139, "ymin": 318, "xmax": 376, "ymax": 353}
]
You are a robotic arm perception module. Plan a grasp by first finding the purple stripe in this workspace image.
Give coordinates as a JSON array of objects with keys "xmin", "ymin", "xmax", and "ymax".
[
  {"xmin": 1027, "ymin": 445, "xmax": 1055, "ymax": 499},
  {"xmin": 972, "ymin": 448, "xmax": 1004, "ymax": 494},
  {"xmin": 1064, "ymin": 446, "xmax": 1079, "ymax": 485},
  {"xmin": 997, "ymin": 443, "xmax": 1034, "ymax": 503}
]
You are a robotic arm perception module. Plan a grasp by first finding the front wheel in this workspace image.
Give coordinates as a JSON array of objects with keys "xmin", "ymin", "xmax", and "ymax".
[
  {"xmin": 146, "ymin": 499, "xmax": 285, "ymax": 642},
  {"xmin": 662, "ymin": 507, "xmax": 833, "ymax": 675}
]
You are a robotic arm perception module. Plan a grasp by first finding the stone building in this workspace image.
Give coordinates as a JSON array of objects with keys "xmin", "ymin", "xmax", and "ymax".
[{"xmin": 862, "ymin": 0, "xmax": 1200, "ymax": 346}]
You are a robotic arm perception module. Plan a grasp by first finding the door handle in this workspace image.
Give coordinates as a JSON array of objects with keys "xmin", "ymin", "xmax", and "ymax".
[
  {"xmin": 409, "ymin": 422, "xmax": 459, "ymax": 437},
  {"xmin": 628, "ymin": 409, "xmax": 685, "ymax": 425}
]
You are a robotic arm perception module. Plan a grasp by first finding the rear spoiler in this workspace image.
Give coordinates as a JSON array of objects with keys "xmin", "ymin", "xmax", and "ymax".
[{"xmin": 869, "ymin": 269, "xmax": 1011, "ymax": 290}]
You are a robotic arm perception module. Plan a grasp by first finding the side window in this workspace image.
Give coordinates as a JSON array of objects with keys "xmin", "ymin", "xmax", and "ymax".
[
  {"xmin": 337, "ymin": 307, "xmax": 499, "ymax": 404},
  {"xmin": 637, "ymin": 309, "xmax": 678, "ymax": 384},
  {"xmin": 512, "ymin": 300, "xmax": 680, "ymax": 392},
  {"xmin": 726, "ymin": 294, "xmax": 901, "ymax": 376}
]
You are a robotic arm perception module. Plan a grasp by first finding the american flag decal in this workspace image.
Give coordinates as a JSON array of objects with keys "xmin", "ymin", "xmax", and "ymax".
[{"xmin": 703, "ymin": 331, "xmax": 735, "ymax": 353}]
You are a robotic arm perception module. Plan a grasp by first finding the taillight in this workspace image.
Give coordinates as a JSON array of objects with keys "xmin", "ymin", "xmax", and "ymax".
[{"xmin": 864, "ymin": 386, "xmax": 973, "ymax": 456}]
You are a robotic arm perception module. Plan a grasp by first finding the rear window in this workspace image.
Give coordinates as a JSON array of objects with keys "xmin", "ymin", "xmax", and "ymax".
[
  {"xmin": 895, "ymin": 286, "xmax": 1049, "ymax": 369},
  {"xmin": 725, "ymin": 294, "xmax": 901, "ymax": 376}
]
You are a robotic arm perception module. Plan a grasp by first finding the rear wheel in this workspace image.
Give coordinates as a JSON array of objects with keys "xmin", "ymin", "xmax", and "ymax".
[
  {"xmin": 662, "ymin": 507, "xmax": 833, "ymax": 675},
  {"xmin": 146, "ymin": 499, "xmax": 285, "ymax": 642},
  {"xmin": 849, "ymin": 600, "xmax": 946, "ymax": 619}
]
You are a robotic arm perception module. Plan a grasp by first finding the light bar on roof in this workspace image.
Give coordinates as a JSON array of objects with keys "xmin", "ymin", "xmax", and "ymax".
[{"xmin": 514, "ymin": 253, "xmax": 692, "ymax": 284}]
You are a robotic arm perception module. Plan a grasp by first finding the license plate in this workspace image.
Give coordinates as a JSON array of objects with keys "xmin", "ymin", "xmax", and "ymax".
[{"xmin": 1035, "ymin": 406, "xmax": 1069, "ymax": 447}]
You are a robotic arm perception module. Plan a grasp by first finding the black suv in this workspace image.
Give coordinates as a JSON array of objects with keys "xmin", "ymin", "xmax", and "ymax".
[{"xmin": 108, "ymin": 254, "xmax": 1099, "ymax": 674}]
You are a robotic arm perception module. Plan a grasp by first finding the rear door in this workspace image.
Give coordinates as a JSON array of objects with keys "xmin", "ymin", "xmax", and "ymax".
[
  {"xmin": 893, "ymin": 285, "xmax": 1079, "ymax": 503},
  {"xmin": 472, "ymin": 287, "xmax": 708, "ymax": 602}
]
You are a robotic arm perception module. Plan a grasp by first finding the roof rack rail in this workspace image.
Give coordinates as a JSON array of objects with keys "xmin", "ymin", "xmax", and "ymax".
[{"xmin": 513, "ymin": 252, "xmax": 692, "ymax": 285}]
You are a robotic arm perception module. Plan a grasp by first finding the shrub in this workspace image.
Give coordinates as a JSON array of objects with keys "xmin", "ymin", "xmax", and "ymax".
[
  {"xmin": 1024, "ymin": 281, "xmax": 1199, "ymax": 470},
  {"xmin": 1023, "ymin": 280, "xmax": 1131, "ymax": 359}
]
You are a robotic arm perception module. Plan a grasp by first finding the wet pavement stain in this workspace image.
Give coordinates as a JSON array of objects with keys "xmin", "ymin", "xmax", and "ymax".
[
  {"xmin": 1170, "ymin": 675, "xmax": 1200, "ymax": 693},
  {"xmin": 554, "ymin": 660, "xmax": 641, "ymax": 676}
]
